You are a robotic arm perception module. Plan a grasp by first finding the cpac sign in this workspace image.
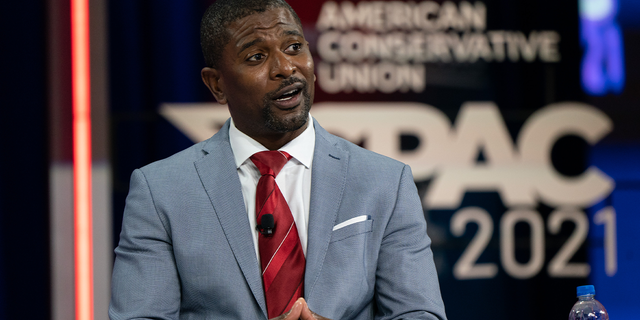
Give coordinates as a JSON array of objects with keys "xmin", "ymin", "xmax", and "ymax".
[
  {"xmin": 312, "ymin": 101, "xmax": 613, "ymax": 209},
  {"xmin": 160, "ymin": 101, "xmax": 614, "ymax": 209}
]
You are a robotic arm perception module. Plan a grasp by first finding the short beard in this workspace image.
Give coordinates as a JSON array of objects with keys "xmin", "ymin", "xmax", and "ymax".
[{"xmin": 262, "ymin": 78, "xmax": 312, "ymax": 133}]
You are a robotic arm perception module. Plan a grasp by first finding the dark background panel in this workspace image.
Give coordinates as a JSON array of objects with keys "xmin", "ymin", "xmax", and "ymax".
[
  {"xmin": 0, "ymin": 1, "xmax": 51, "ymax": 319},
  {"xmin": 108, "ymin": 0, "xmax": 214, "ymax": 247}
]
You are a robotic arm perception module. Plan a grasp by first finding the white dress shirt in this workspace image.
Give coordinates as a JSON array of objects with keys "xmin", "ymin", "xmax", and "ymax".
[{"xmin": 228, "ymin": 117, "xmax": 315, "ymax": 263}]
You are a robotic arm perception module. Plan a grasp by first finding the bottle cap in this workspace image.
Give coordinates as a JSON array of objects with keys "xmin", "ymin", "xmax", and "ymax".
[{"xmin": 577, "ymin": 285, "xmax": 595, "ymax": 296}]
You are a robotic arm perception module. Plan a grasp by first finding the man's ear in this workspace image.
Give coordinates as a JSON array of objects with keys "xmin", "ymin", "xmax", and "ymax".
[{"xmin": 201, "ymin": 67, "xmax": 227, "ymax": 104}]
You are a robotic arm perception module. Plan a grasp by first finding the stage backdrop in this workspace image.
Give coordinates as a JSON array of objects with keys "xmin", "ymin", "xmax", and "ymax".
[{"xmin": 109, "ymin": 1, "xmax": 640, "ymax": 319}]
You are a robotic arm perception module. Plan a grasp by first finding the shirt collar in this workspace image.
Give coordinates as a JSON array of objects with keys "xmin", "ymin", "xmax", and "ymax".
[{"xmin": 228, "ymin": 115, "xmax": 315, "ymax": 169}]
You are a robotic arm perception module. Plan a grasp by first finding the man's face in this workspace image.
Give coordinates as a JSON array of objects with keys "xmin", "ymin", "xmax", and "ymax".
[{"xmin": 203, "ymin": 7, "xmax": 315, "ymax": 141}]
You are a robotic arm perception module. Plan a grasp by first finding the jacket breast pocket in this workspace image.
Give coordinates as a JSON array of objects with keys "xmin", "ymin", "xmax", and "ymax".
[
  {"xmin": 329, "ymin": 217, "xmax": 373, "ymax": 243},
  {"xmin": 318, "ymin": 216, "xmax": 374, "ymax": 317}
]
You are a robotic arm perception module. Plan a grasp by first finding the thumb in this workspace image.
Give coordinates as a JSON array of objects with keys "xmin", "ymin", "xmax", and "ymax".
[
  {"xmin": 283, "ymin": 298, "xmax": 305, "ymax": 320},
  {"xmin": 298, "ymin": 300, "xmax": 315, "ymax": 320}
]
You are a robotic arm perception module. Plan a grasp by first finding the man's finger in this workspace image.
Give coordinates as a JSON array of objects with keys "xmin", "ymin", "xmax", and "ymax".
[
  {"xmin": 270, "ymin": 298, "xmax": 305, "ymax": 320},
  {"xmin": 297, "ymin": 300, "xmax": 315, "ymax": 320}
]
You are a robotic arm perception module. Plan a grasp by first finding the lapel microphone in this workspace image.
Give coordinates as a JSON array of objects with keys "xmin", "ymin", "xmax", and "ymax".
[{"xmin": 257, "ymin": 214, "xmax": 275, "ymax": 236}]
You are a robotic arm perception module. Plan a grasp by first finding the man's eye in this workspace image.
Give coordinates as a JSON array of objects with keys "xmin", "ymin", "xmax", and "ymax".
[
  {"xmin": 286, "ymin": 43, "xmax": 302, "ymax": 53},
  {"xmin": 247, "ymin": 53, "xmax": 264, "ymax": 62}
]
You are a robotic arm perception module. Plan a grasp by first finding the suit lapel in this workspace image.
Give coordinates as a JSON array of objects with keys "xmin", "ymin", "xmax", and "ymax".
[
  {"xmin": 305, "ymin": 119, "xmax": 349, "ymax": 298},
  {"xmin": 194, "ymin": 121, "xmax": 267, "ymax": 317}
]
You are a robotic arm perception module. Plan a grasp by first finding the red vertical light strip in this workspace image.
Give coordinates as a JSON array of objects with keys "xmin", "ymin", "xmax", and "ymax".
[{"xmin": 71, "ymin": 0, "xmax": 93, "ymax": 319}]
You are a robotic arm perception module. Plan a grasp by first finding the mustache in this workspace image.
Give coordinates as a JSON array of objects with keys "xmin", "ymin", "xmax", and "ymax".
[{"xmin": 264, "ymin": 77, "xmax": 308, "ymax": 101}]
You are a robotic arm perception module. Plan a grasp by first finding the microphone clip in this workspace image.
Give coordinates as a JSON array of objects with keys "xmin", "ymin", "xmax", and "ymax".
[{"xmin": 257, "ymin": 214, "xmax": 275, "ymax": 236}]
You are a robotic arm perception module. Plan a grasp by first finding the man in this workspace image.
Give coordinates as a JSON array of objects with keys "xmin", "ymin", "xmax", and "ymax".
[{"xmin": 109, "ymin": 0, "xmax": 447, "ymax": 319}]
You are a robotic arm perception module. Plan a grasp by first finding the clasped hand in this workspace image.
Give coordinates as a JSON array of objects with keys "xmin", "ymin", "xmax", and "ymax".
[{"xmin": 269, "ymin": 298, "xmax": 331, "ymax": 320}]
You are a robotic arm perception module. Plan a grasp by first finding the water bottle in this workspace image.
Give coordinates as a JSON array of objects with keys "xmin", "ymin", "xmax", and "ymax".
[{"xmin": 569, "ymin": 285, "xmax": 609, "ymax": 320}]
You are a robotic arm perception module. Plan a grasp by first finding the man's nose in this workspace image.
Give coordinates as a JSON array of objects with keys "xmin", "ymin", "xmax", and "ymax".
[{"xmin": 269, "ymin": 51, "xmax": 296, "ymax": 79}]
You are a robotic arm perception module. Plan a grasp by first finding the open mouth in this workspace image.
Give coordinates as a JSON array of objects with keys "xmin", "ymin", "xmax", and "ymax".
[
  {"xmin": 275, "ymin": 87, "xmax": 302, "ymax": 101},
  {"xmin": 268, "ymin": 80, "xmax": 307, "ymax": 109}
]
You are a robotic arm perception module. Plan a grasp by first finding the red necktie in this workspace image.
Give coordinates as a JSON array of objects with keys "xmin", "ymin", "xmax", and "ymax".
[{"xmin": 250, "ymin": 151, "xmax": 305, "ymax": 318}]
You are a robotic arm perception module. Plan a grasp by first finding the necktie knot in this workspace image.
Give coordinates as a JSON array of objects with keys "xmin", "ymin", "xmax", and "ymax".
[{"xmin": 250, "ymin": 151, "xmax": 292, "ymax": 177}]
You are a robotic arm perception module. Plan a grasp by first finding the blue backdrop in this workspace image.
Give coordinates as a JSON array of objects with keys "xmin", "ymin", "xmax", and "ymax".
[{"xmin": 107, "ymin": 1, "xmax": 640, "ymax": 319}]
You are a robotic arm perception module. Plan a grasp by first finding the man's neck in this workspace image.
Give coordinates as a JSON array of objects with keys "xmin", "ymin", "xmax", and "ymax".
[{"xmin": 239, "ymin": 122, "xmax": 309, "ymax": 151}]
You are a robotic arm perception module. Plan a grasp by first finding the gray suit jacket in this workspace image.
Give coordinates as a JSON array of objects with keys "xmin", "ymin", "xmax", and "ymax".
[{"xmin": 109, "ymin": 119, "xmax": 447, "ymax": 320}]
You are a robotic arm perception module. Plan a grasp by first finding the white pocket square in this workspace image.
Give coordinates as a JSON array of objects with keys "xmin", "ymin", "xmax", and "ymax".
[{"xmin": 332, "ymin": 215, "xmax": 371, "ymax": 231}]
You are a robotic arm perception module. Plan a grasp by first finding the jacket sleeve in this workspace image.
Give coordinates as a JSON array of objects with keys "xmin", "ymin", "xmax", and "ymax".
[
  {"xmin": 109, "ymin": 169, "xmax": 181, "ymax": 320},
  {"xmin": 374, "ymin": 165, "xmax": 447, "ymax": 320}
]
